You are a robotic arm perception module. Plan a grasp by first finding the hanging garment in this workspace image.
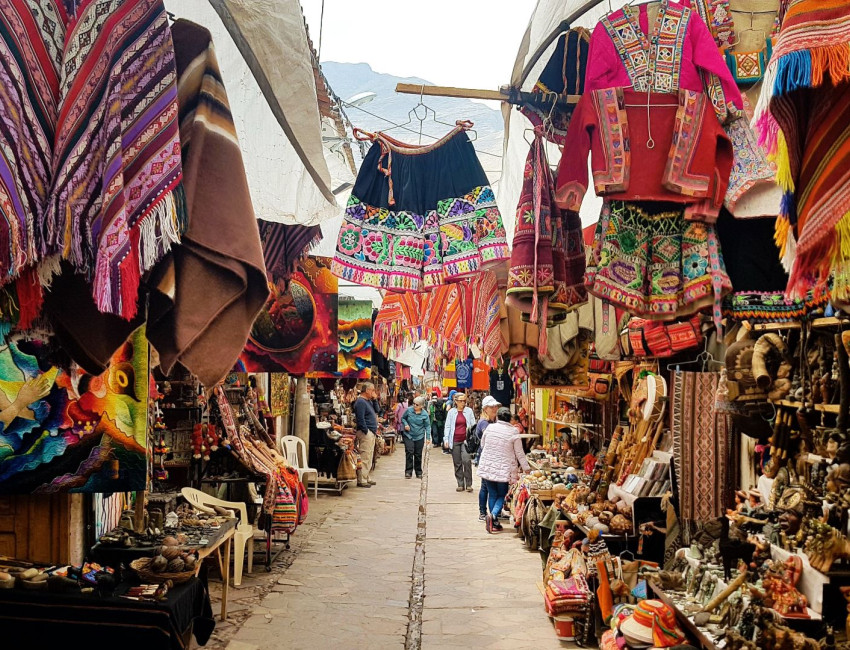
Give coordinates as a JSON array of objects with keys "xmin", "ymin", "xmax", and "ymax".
[
  {"xmin": 518, "ymin": 28, "xmax": 590, "ymax": 146},
  {"xmin": 331, "ymin": 124, "xmax": 508, "ymax": 291},
  {"xmin": 0, "ymin": 0, "xmax": 184, "ymax": 321},
  {"xmin": 259, "ymin": 220, "xmax": 321, "ymax": 282},
  {"xmin": 671, "ymin": 371, "xmax": 735, "ymax": 524},
  {"xmin": 555, "ymin": 88, "xmax": 733, "ymax": 222},
  {"xmin": 753, "ymin": 0, "xmax": 850, "ymax": 301},
  {"xmin": 44, "ymin": 19, "xmax": 268, "ymax": 388},
  {"xmin": 586, "ymin": 0, "xmax": 743, "ymax": 121},
  {"xmin": 588, "ymin": 0, "xmax": 782, "ymax": 218},
  {"xmin": 508, "ymin": 132, "xmax": 586, "ymax": 321},
  {"xmin": 716, "ymin": 210, "xmax": 811, "ymax": 322},
  {"xmin": 585, "ymin": 201, "xmax": 731, "ymax": 327}
]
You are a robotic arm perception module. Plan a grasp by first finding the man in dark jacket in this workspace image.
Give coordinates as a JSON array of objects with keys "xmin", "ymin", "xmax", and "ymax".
[
  {"xmin": 353, "ymin": 382, "xmax": 378, "ymax": 488},
  {"xmin": 430, "ymin": 396, "xmax": 447, "ymax": 449}
]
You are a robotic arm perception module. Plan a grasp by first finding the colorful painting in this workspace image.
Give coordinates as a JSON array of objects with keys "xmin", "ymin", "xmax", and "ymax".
[
  {"xmin": 0, "ymin": 328, "xmax": 149, "ymax": 494},
  {"xmin": 338, "ymin": 300, "xmax": 373, "ymax": 378},
  {"xmin": 240, "ymin": 257, "xmax": 339, "ymax": 374}
]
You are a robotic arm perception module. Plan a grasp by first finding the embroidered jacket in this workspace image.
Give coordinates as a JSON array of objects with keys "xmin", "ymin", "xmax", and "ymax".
[
  {"xmin": 555, "ymin": 88, "xmax": 733, "ymax": 222},
  {"xmin": 585, "ymin": 0, "xmax": 743, "ymax": 122}
]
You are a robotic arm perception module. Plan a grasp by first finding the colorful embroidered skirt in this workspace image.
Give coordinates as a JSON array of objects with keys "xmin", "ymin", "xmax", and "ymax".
[
  {"xmin": 586, "ymin": 201, "xmax": 731, "ymax": 321},
  {"xmin": 331, "ymin": 127, "xmax": 509, "ymax": 291}
]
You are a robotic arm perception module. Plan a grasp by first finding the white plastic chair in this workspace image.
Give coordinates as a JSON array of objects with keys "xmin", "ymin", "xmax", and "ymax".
[
  {"xmin": 279, "ymin": 435, "xmax": 319, "ymax": 499},
  {"xmin": 181, "ymin": 487, "xmax": 254, "ymax": 586}
]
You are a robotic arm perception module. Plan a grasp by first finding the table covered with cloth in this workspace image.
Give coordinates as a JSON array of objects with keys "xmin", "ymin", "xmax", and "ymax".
[{"xmin": 0, "ymin": 576, "xmax": 215, "ymax": 649}]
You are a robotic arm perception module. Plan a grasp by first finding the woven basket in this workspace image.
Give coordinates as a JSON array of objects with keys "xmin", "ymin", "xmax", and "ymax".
[{"xmin": 130, "ymin": 558, "xmax": 195, "ymax": 585}]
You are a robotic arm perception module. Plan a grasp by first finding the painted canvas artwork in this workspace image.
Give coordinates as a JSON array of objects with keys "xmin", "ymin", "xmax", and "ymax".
[
  {"xmin": 240, "ymin": 257, "xmax": 339, "ymax": 374},
  {"xmin": 337, "ymin": 300, "xmax": 372, "ymax": 378},
  {"xmin": 0, "ymin": 327, "xmax": 149, "ymax": 494}
]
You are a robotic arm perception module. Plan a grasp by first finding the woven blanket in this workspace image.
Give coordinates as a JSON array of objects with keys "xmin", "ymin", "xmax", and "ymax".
[
  {"xmin": 0, "ymin": 0, "xmax": 184, "ymax": 323},
  {"xmin": 671, "ymin": 371, "xmax": 734, "ymax": 523},
  {"xmin": 753, "ymin": 0, "xmax": 850, "ymax": 297},
  {"xmin": 259, "ymin": 219, "xmax": 321, "ymax": 282}
]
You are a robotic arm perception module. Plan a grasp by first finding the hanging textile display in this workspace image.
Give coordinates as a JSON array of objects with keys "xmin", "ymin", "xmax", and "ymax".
[
  {"xmin": 753, "ymin": 0, "xmax": 850, "ymax": 301},
  {"xmin": 259, "ymin": 219, "xmax": 322, "ymax": 282},
  {"xmin": 373, "ymin": 273, "xmax": 504, "ymax": 367},
  {"xmin": 671, "ymin": 371, "xmax": 735, "ymax": 524},
  {"xmin": 517, "ymin": 27, "xmax": 590, "ymax": 146},
  {"xmin": 0, "ymin": 328, "xmax": 149, "ymax": 494},
  {"xmin": 331, "ymin": 123, "xmax": 509, "ymax": 291},
  {"xmin": 0, "ymin": 0, "xmax": 186, "ymax": 320},
  {"xmin": 240, "ymin": 256, "xmax": 338, "ymax": 374},
  {"xmin": 508, "ymin": 131, "xmax": 586, "ymax": 326},
  {"xmin": 584, "ymin": 201, "xmax": 731, "ymax": 327},
  {"xmin": 337, "ymin": 300, "xmax": 373, "ymax": 378},
  {"xmin": 41, "ymin": 18, "xmax": 268, "ymax": 388}
]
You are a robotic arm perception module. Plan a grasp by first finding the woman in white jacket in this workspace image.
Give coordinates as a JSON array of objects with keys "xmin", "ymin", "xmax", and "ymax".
[
  {"xmin": 444, "ymin": 393, "xmax": 477, "ymax": 491},
  {"xmin": 477, "ymin": 407, "xmax": 530, "ymax": 532}
]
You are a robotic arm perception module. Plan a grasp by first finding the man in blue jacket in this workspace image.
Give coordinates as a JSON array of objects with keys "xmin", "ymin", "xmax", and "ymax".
[{"xmin": 353, "ymin": 382, "xmax": 378, "ymax": 488}]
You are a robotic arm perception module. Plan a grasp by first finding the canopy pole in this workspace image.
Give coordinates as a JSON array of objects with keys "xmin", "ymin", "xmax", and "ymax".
[{"xmin": 394, "ymin": 83, "xmax": 579, "ymax": 106}]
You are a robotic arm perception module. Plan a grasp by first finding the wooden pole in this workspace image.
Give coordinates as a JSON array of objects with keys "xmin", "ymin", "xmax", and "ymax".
[
  {"xmin": 134, "ymin": 490, "xmax": 146, "ymax": 534},
  {"xmin": 394, "ymin": 83, "xmax": 580, "ymax": 106}
]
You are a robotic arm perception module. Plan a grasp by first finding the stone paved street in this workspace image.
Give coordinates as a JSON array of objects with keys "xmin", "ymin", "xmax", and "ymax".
[{"xmin": 207, "ymin": 446, "xmax": 573, "ymax": 649}]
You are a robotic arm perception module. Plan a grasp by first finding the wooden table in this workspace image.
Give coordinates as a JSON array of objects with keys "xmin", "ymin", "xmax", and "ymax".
[{"xmin": 193, "ymin": 519, "xmax": 236, "ymax": 621}]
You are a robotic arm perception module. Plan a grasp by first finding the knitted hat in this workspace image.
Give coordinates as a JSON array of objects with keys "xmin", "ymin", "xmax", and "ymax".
[{"xmin": 619, "ymin": 599, "xmax": 684, "ymax": 648}]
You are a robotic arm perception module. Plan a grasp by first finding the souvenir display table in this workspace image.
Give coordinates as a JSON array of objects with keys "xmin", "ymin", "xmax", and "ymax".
[
  {"xmin": 92, "ymin": 518, "xmax": 236, "ymax": 620},
  {"xmin": 0, "ymin": 576, "xmax": 215, "ymax": 650}
]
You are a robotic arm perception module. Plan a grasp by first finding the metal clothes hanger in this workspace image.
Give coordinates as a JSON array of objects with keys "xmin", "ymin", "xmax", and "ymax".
[
  {"xmin": 383, "ymin": 84, "xmax": 477, "ymax": 144},
  {"xmin": 726, "ymin": 9, "xmax": 774, "ymax": 48},
  {"xmin": 666, "ymin": 336, "xmax": 716, "ymax": 372}
]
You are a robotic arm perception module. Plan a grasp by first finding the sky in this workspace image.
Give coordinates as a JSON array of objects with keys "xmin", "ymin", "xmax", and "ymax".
[{"xmin": 300, "ymin": 0, "xmax": 537, "ymax": 91}]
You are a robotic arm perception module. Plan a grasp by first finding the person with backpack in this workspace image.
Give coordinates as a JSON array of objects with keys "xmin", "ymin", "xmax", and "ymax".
[
  {"xmin": 430, "ymin": 395, "xmax": 448, "ymax": 451},
  {"xmin": 478, "ymin": 407, "xmax": 531, "ymax": 532},
  {"xmin": 471, "ymin": 396, "xmax": 500, "ymax": 520}
]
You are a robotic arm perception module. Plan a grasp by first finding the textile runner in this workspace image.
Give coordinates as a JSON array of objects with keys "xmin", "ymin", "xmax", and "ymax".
[
  {"xmin": 0, "ymin": 0, "xmax": 184, "ymax": 322},
  {"xmin": 753, "ymin": 0, "xmax": 850, "ymax": 298},
  {"xmin": 671, "ymin": 371, "xmax": 734, "ymax": 524}
]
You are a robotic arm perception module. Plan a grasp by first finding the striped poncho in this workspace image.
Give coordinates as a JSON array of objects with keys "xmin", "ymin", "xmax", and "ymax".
[
  {"xmin": 0, "ymin": 0, "xmax": 183, "ymax": 322},
  {"xmin": 753, "ymin": 0, "xmax": 850, "ymax": 301}
]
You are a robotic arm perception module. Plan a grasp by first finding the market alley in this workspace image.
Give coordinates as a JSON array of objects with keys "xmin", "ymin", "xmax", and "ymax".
[{"xmin": 213, "ymin": 447, "xmax": 568, "ymax": 650}]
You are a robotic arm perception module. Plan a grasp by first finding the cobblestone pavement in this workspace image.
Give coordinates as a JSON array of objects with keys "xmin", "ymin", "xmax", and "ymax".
[{"xmin": 204, "ymin": 446, "xmax": 572, "ymax": 649}]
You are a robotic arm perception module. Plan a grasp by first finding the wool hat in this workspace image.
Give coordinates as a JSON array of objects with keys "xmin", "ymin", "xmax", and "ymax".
[{"xmin": 618, "ymin": 599, "xmax": 684, "ymax": 648}]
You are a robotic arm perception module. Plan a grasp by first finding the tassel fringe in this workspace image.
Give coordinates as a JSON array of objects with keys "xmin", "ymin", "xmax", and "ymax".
[{"xmin": 92, "ymin": 188, "xmax": 184, "ymax": 319}]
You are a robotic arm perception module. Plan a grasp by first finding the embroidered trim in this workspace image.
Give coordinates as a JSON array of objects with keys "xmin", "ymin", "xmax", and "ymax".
[
  {"xmin": 725, "ymin": 39, "xmax": 773, "ymax": 85},
  {"xmin": 590, "ymin": 88, "xmax": 631, "ymax": 195},
  {"xmin": 601, "ymin": 0, "xmax": 689, "ymax": 93},
  {"xmin": 663, "ymin": 90, "xmax": 711, "ymax": 198}
]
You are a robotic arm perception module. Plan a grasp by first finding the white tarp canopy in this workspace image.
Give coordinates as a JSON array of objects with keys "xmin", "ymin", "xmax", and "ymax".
[
  {"xmin": 165, "ymin": 0, "xmax": 338, "ymax": 225},
  {"xmin": 390, "ymin": 342, "xmax": 429, "ymax": 377},
  {"xmin": 499, "ymin": 0, "xmax": 628, "ymax": 233}
]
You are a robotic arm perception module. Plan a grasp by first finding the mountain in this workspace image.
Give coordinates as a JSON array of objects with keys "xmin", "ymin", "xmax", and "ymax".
[{"xmin": 321, "ymin": 62, "xmax": 504, "ymax": 178}]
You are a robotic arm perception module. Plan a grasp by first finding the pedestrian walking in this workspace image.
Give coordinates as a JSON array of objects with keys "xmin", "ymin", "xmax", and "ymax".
[
  {"xmin": 401, "ymin": 396, "xmax": 431, "ymax": 478},
  {"xmin": 444, "ymin": 392, "xmax": 476, "ymax": 492},
  {"xmin": 474, "ymin": 396, "xmax": 501, "ymax": 520},
  {"xmin": 353, "ymin": 382, "xmax": 379, "ymax": 488},
  {"xmin": 478, "ymin": 407, "xmax": 530, "ymax": 532}
]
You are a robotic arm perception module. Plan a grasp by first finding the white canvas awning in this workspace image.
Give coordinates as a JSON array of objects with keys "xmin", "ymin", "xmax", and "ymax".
[
  {"xmin": 166, "ymin": 0, "xmax": 338, "ymax": 225},
  {"xmin": 499, "ymin": 0, "xmax": 626, "ymax": 233}
]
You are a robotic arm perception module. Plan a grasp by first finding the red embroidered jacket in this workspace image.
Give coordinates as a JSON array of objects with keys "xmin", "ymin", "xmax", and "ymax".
[{"xmin": 554, "ymin": 87, "xmax": 733, "ymax": 222}]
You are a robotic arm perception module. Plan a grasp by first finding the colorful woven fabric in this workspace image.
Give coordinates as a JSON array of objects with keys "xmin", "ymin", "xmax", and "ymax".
[
  {"xmin": 585, "ymin": 201, "xmax": 731, "ymax": 327},
  {"xmin": 753, "ymin": 0, "xmax": 850, "ymax": 298},
  {"xmin": 509, "ymin": 132, "xmax": 586, "ymax": 322},
  {"xmin": 671, "ymin": 371, "xmax": 734, "ymax": 523},
  {"xmin": 0, "ymin": 0, "xmax": 184, "ymax": 322},
  {"xmin": 332, "ymin": 126, "xmax": 508, "ymax": 291}
]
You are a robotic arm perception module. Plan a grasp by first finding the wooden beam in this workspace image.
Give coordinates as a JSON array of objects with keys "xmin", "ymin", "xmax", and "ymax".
[{"xmin": 394, "ymin": 82, "xmax": 580, "ymax": 106}]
